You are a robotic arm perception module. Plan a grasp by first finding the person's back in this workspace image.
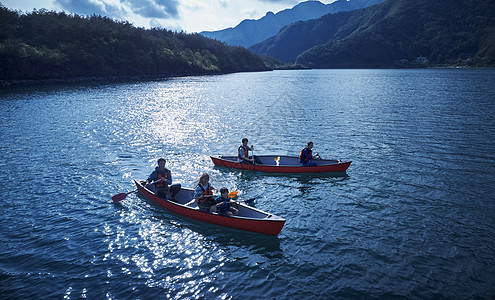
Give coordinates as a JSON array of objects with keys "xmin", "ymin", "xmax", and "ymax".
[
  {"xmin": 299, "ymin": 141, "xmax": 319, "ymax": 166},
  {"xmin": 299, "ymin": 147, "xmax": 309, "ymax": 164}
]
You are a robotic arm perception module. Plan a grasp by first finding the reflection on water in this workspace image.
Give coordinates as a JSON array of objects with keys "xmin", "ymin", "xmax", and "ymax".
[
  {"xmin": 1, "ymin": 69, "xmax": 495, "ymax": 299},
  {"xmin": 136, "ymin": 193, "xmax": 283, "ymax": 253}
]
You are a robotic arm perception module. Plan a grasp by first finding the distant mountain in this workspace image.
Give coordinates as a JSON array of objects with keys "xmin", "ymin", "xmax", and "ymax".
[
  {"xmin": 249, "ymin": 0, "xmax": 495, "ymax": 67},
  {"xmin": 200, "ymin": 0, "xmax": 385, "ymax": 48}
]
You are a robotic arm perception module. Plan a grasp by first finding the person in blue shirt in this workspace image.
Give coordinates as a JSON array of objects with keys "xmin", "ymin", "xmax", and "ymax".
[
  {"xmin": 215, "ymin": 187, "xmax": 238, "ymax": 217},
  {"xmin": 299, "ymin": 141, "xmax": 321, "ymax": 166}
]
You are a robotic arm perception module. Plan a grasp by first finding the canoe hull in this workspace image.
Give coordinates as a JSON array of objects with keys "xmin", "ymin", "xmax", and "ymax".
[
  {"xmin": 211, "ymin": 155, "xmax": 351, "ymax": 173},
  {"xmin": 134, "ymin": 180, "xmax": 285, "ymax": 236}
]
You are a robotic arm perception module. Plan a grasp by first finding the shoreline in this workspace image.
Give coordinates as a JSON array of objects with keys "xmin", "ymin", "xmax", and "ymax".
[
  {"xmin": 3, "ymin": 66, "xmax": 493, "ymax": 88},
  {"xmin": 0, "ymin": 70, "xmax": 265, "ymax": 88}
]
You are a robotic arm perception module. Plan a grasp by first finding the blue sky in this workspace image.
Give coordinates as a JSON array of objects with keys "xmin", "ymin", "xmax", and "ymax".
[{"xmin": 1, "ymin": 0, "xmax": 336, "ymax": 33}]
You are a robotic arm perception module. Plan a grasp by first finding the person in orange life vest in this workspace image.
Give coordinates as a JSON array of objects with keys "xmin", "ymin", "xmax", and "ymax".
[
  {"xmin": 215, "ymin": 187, "xmax": 238, "ymax": 217},
  {"xmin": 193, "ymin": 173, "xmax": 217, "ymax": 212},
  {"xmin": 147, "ymin": 158, "xmax": 173, "ymax": 198},
  {"xmin": 299, "ymin": 141, "xmax": 321, "ymax": 166},
  {"xmin": 238, "ymin": 138, "xmax": 262, "ymax": 164}
]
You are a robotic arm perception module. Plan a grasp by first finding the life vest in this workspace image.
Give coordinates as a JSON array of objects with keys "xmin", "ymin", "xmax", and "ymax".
[
  {"xmin": 216, "ymin": 195, "xmax": 230, "ymax": 212},
  {"xmin": 197, "ymin": 183, "xmax": 212, "ymax": 203},
  {"xmin": 238, "ymin": 145, "xmax": 249, "ymax": 160},
  {"xmin": 299, "ymin": 148, "xmax": 312, "ymax": 163},
  {"xmin": 155, "ymin": 172, "xmax": 168, "ymax": 188}
]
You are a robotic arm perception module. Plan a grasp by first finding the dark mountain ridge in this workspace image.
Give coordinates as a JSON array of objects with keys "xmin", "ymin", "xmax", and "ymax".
[
  {"xmin": 249, "ymin": 0, "xmax": 495, "ymax": 68},
  {"xmin": 200, "ymin": 0, "xmax": 385, "ymax": 48}
]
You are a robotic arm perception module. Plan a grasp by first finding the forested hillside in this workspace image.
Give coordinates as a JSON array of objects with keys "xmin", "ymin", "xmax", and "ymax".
[
  {"xmin": 250, "ymin": 0, "xmax": 495, "ymax": 68},
  {"xmin": 0, "ymin": 6, "xmax": 269, "ymax": 84}
]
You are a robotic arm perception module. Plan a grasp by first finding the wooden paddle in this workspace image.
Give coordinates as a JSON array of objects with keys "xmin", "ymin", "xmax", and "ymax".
[
  {"xmin": 251, "ymin": 147, "xmax": 256, "ymax": 174},
  {"xmin": 112, "ymin": 179, "xmax": 160, "ymax": 202},
  {"xmin": 220, "ymin": 196, "xmax": 255, "ymax": 206},
  {"xmin": 208, "ymin": 194, "xmax": 254, "ymax": 208}
]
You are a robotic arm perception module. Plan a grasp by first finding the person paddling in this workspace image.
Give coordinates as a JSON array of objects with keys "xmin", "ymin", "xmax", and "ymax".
[
  {"xmin": 238, "ymin": 138, "xmax": 262, "ymax": 164},
  {"xmin": 146, "ymin": 158, "xmax": 180, "ymax": 201},
  {"xmin": 215, "ymin": 187, "xmax": 239, "ymax": 217},
  {"xmin": 299, "ymin": 141, "xmax": 321, "ymax": 166}
]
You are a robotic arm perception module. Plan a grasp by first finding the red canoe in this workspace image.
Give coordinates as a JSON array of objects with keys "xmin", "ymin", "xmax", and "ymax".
[
  {"xmin": 210, "ymin": 155, "xmax": 351, "ymax": 173},
  {"xmin": 133, "ymin": 180, "xmax": 285, "ymax": 236}
]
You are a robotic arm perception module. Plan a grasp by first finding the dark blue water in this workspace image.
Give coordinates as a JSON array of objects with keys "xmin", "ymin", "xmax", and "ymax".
[{"xmin": 1, "ymin": 69, "xmax": 494, "ymax": 299}]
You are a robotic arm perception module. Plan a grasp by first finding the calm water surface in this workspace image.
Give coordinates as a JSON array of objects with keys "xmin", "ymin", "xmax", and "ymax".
[{"xmin": 1, "ymin": 69, "xmax": 494, "ymax": 299}]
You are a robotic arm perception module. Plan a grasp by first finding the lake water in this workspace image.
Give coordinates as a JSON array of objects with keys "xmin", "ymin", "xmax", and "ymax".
[{"xmin": 1, "ymin": 69, "xmax": 494, "ymax": 299}]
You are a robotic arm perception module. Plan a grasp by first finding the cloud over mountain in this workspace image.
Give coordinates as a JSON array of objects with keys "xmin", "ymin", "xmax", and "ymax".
[{"xmin": 54, "ymin": 0, "xmax": 180, "ymax": 20}]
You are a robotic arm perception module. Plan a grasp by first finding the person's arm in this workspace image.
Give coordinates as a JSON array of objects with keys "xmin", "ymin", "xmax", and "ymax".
[
  {"xmin": 147, "ymin": 171, "xmax": 157, "ymax": 183},
  {"xmin": 238, "ymin": 147, "xmax": 246, "ymax": 159},
  {"xmin": 216, "ymin": 196, "xmax": 226, "ymax": 207},
  {"xmin": 193, "ymin": 186, "xmax": 204, "ymax": 201},
  {"xmin": 239, "ymin": 146, "xmax": 254, "ymax": 162},
  {"xmin": 166, "ymin": 169, "xmax": 172, "ymax": 185}
]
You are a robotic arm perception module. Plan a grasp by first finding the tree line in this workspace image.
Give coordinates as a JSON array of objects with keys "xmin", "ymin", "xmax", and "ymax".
[{"xmin": 0, "ymin": 6, "xmax": 270, "ymax": 83}]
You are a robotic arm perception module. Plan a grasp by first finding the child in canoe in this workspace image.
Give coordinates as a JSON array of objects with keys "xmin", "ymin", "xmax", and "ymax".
[{"xmin": 215, "ymin": 187, "xmax": 239, "ymax": 217}]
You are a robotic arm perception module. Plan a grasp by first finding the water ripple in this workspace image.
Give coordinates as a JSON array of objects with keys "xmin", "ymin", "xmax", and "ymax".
[{"xmin": 1, "ymin": 70, "xmax": 495, "ymax": 298}]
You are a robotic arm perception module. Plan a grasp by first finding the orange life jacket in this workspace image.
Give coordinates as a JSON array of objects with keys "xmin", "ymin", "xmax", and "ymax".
[
  {"xmin": 155, "ymin": 172, "xmax": 168, "ymax": 188},
  {"xmin": 299, "ymin": 148, "xmax": 312, "ymax": 163},
  {"xmin": 198, "ymin": 184, "xmax": 212, "ymax": 203},
  {"xmin": 238, "ymin": 145, "xmax": 249, "ymax": 159}
]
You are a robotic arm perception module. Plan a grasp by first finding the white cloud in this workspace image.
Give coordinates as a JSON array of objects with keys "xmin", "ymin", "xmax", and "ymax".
[
  {"xmin": 217, "ymin": 0, "xmax": 228, "ymax": 8},
  {"xmin": 54, "ymin": 0, "xmax": 125, "ymax": 17},
  {"xmin": 259, "ymin": 0, "xmax": 299, "ymax": 3},
  {"xmin": 121, "ymin": 0, "xmax": 180, "ymax": 19},
  {"xmin": 1, "ymin": 0, "xmax": 337, "ymax": 33},
  {"xmin": 242, "ymin": 8, "xmax": 261, "ymax": 19}
]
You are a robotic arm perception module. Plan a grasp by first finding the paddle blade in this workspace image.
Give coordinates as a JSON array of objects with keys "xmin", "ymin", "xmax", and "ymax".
[
  {"xmin": 228, "ymin": 191, "xmax": 238, "ymax": 198},
  {"xmin": 244, "ymin": 198, "xmax": 255, "ymax": 204},
  {"xmin": 112, "ymin": 193, "xmax": 127, "ymax": 202}
]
